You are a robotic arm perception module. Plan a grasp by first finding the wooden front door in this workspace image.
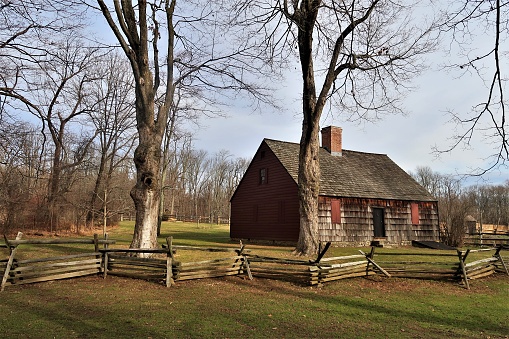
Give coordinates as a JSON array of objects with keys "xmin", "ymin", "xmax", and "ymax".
[{"xmin": 373, "ymin": 208, "xmax": 386, "ymax": 237}]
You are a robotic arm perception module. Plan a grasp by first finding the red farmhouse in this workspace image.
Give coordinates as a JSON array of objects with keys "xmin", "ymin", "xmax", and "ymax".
[{"xmin": 230, "ymin": 126, "xmax": 439, "ymax": 246}]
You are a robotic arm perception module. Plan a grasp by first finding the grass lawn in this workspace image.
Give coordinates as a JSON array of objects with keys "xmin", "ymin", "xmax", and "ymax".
[{"xmin": 0, "ymin": 221, "xmax": 508, "ymax": 338}]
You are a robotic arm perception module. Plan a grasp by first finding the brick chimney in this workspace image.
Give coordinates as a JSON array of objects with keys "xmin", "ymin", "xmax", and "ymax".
[{"xmin": 321, "ymin": 126, "xmax": 342, "ymax": 156}]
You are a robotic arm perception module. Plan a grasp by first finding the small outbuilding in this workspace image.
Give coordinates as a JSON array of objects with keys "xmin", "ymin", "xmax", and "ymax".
[{"xmin": 230, "ymin": 126, "xmax": 439, "ymax": 246}]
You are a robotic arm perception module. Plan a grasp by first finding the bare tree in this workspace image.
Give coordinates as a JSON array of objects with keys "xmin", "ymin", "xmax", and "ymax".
[
  {"xmin": 85, "ymin": 52, "xmax": 136, "ymax": 230},
  {"xmin": 438, "ymin": 176, "xmax": 470, "ymax": 247},
  {"xmin": 465, "ymin": 183, "xmax": 509, "ymax": 231},
  {"xmin": 42, "ymin": 42, "xmax": 100, "ymax": 230},
  {"xmin": 95, "ymin": 0, "xmax": 274, "ymax": 251},
  {"xmin": 236, "ymin": 0, "xmax": 438, "ymax": 254},
  {"xmin": 206, "ymin": 150, "xmax": 234, "ymax": 223},
  {"xmin": 0, "ymin": 121, "xmax": 44, "ymax": 233},
  {"xmin": 185, "ymin": 149, "xmax": 209, "ymax": 221},
  {"xmin": 1, "ymin": 32, "xmax": 101, "ymax": 231},
  {"xmin": 411, "ymin": 167, "xmax": 469, "ymax": 246},
  {"xmin": 440, "ymin": 0, "xmax": 508, "ymax": 174},
  {"xmin": 410, "ymin": 166, "xmax": 442, "ymax": 197},
  {"xmin": 157, "ymin": 84, "xmax": 204, "ymax": 235},
  {"xmin": 164, "ymin": 134, "xmax": 192, "ymax": 219},
  {"xmin": 1, "ymin": 1, "xmax": 85, "ymax": 111}
]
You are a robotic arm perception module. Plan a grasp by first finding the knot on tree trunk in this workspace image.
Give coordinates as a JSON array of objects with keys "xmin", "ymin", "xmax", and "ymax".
[{"xmin": 142, "ymin": 173, "xmax": 154, "ymax": 188}]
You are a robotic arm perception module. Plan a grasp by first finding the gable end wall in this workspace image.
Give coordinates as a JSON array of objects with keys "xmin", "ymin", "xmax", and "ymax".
[{"xmin": 230, "ymin": 142, "xmax": 300, "ymax": 241}]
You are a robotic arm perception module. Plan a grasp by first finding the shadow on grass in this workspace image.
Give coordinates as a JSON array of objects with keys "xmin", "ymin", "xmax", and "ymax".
[
  {"xmin": 4, "ymin": 279, "xmax": 175, "ymax": 338},
  {"xmin": 160, "ymin": 230, "xmax": 231, "ymax": 242},
  {"xmin": 221, "ymin": 275, "xmax": 508, "ymax": 337}
]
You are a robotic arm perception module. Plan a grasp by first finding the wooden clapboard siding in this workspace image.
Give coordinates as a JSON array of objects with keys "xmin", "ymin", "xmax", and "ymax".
[{"xmin": 230, "ymin": 141, "xmax": 299, "ymax": 241}]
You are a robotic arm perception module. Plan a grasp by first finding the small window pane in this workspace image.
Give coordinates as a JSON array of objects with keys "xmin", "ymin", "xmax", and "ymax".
[{"xmin": 260, "ymin": 168, "xmax": 268, "ymax": 184}]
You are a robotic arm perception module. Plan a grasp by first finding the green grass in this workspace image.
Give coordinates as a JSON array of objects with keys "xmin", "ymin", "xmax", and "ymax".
[{"xmin": 1, "ymin": 221, "xmax": 508, "ymax": 338}]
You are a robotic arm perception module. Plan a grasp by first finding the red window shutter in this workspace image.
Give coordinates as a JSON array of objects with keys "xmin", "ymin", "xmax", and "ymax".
[
  {"xmin": 411, "ymin": 203, "xmax": 419, "ymax": 225},
  {"xmin": 331, "ymin": 200, "xmax": 341, "ymax": 224}
]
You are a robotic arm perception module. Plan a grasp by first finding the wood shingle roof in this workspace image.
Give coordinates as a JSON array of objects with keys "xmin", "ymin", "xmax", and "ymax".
[{"xmin": 264, "ymin": 138, "xmax": 436, "ymax": 202}]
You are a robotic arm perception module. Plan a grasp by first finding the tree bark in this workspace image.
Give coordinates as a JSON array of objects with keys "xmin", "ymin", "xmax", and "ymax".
[
  {"xmin": 129, "ymin": 72, "xmax": 163, "ymax": 250},
  {"xmin": 296, "ymin": 119, "xmax": 321, "ymax": 255},
  {"xmin": 87, "ymin": 152, "xmax": 106, "ymax": 228},
  {"xmin": 97, "ymin": 0, "xmax": 173, "ymax": 251},
  {"xmin": 130, "ymin": 139, "xmax": 161, "ymax": 249},
  {"xmin": 294, "ymin": 1, "xmax": 322, "ymax": 255}
]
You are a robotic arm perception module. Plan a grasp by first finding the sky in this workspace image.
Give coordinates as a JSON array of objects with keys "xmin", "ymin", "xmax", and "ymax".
[
  {"xmin": 89, "ymin": 3, "xmax": 507, "ymax": 186},
  {"xmin": 189, "ymin": 53, "xmax": 508, "ymax": 186}
]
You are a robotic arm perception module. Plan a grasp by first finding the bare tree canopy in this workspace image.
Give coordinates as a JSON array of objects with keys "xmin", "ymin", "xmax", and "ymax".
[
  {"xmin": 234, "ymin": 0, "xmax": 438, "ymax": 255},
  {"xmin": 439, "ymin": 0, "xmax": 508, "ymax": 174},
  {"xmin": 94, "ymin": 0, "xmax": 276, "ymax": 251},
  {"xmin": 0, "ymin": 1, "xmax": 86, "ymax": 104}
]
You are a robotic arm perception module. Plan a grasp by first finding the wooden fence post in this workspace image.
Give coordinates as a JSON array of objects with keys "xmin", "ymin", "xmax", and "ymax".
[
  {"xmin": 103, "ymin": 234, "xmax": 109, "ymax": 279},
  {"xmin": 313, "ymin": 242, "xmax": 331, "ymax": 264},
  {"xmin": 238, "ymin": 240, "xmax": 252, "ymax": 280},
  {"xmin": 366, "ymin": 247, "xmax": 376, "ymax": 276},
  {"xmin": 93, "ymin": 234, "xmax": 99, "ymax": 252},
  {"xmin": 1, "ymin": 232, "xmax": 23, "ymax": 292},
  {"xmin": 359, "ymin": 249, "xmax": 391, "ymax": 277},
  {"xmin": 494, "ymin": 245, "xmax": 508, "ymax": 275},
  {"xmin": 165, "ymin": 237, "xmax": 174, "ymax": 287},
  {"xmin": 457, "ymin": 249, "xmax": 470, "ymax": 289}
]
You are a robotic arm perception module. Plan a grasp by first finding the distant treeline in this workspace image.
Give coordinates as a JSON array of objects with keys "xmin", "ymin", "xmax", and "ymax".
[{"xmin": 411, "ymin": 166, "xmax": 509, "ymax": 246}]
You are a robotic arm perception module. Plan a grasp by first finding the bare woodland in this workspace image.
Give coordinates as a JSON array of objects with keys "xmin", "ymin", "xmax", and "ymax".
[
  {"xmin": 411, "ymin": 167, "xmax": 509, "ymax": 247},
  {"xmin": 0, "ymin": 1, "xmax": 507, "ymax": 253},
  {"xmin": 0, "ymin": 1, "xmax": 249, "ymax": 235}
]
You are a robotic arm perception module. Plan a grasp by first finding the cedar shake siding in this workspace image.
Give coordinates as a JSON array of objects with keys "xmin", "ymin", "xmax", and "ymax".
[
  {"xmin": 230, "ymin": 128, "xmax": 439, "ymax": 246},
  {"xmin": 318, "ymin": 197, "xmax": 439, "ymax": 246}
]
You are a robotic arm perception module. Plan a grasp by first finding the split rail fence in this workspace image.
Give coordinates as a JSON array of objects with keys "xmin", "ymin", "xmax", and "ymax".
[
  {"xmin": 246, "ymin": 244, "xmax": 385, "ymax": 285},
  {"xmin": 1, "ymin": 233, "xmax": 508, "ymax": 291},
  {"xmin": 1, "ymin": 232, "xmax": 114, "ymax": 291},
  {"xmin": 102, "ymin": 238, "xmax": 249, "ymax": 286},
  {"xmin": 368, "ymin": 247, "xmax": 509, "ymax": 289},
  {"xmin": 464, "ymin": 232, "xmax": 509, "ymax": 247},
  {"xmin": 1, "ymin": 232, "xmax": 250, "ymax": 291}
]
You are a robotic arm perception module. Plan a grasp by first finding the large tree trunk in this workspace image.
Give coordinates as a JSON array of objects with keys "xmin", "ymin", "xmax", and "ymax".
[
  {"xmin": 129, "ymin": 63, "xmax": 163, "ymax": 249},
  {"xmin": 129, "ymin": 130, "xmax": 162, "ymax": 249},
  {"xmin": 294, "ymin": 2, "xmax": 322, "ymax": 255},
  {"xmin": 296, "ymin": 119, "xmax": 321, "ymax": 255}
]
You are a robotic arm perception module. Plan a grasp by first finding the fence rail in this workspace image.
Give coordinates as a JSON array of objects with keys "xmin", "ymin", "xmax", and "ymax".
[
  {"xmin": 1, "ymin": 233, "xmax": 115, "ymax": 291},
  {"xmin": 464, "ymin": 232, "xmax": 509, "ymax": 247},
  {"xmin": 310, "ymin": 254, "xmax": 376, "ymax": 284},
  {"xmin": 1, "ymin": 234, "xmax": 508, "ymax": 291},
  {"xmin": 122, "ymin": 213, "xmax": 231, "ymax": 225}
]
